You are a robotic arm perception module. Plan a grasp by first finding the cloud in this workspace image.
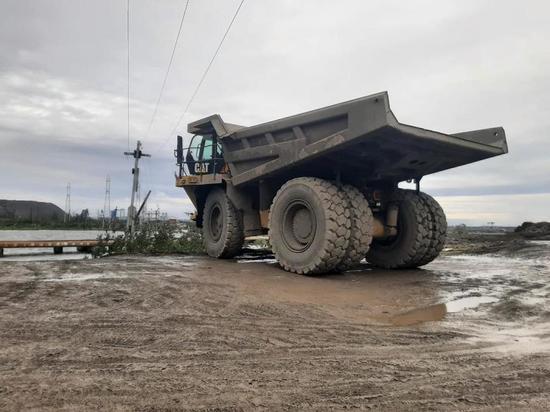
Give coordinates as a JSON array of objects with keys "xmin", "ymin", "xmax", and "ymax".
[{"xmin": 0, "ymin": 0, "xmax": 549, "ymax": 224}]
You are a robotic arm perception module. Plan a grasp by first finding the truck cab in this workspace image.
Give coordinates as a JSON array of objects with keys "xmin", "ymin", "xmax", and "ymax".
[{"xmin": 184, "ymin": 134, "xmax": 225, "ymax": 176}]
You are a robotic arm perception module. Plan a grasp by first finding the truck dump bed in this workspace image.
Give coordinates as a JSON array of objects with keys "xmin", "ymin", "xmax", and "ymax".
[{"xmin": 188, "ymin": 92, "xmax": 507, "ymax": 186}]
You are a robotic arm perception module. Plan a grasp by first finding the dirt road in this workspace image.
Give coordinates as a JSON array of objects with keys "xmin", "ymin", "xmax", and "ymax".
[{"xmin": 1, "ymin": 245, "xmax": 550, "ymax": 410}]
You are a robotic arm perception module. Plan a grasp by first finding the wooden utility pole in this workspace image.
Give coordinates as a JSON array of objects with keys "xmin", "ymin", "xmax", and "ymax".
[
  {"xmin": 124, "ymin": 140, "xmax": 150, "ymax": 234},
  {"xmin": 102, "ymin": 175, "xmax": 111, "ymax": 229}
]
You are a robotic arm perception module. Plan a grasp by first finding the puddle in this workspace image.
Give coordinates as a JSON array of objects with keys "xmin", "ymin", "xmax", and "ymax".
[
  {"xmin": 391, "ymin": 296, "xmax": 499, "ymax": 326},
  {"xmin": 236, "ymin": 248, "xmax": 275, "ymax": 264},
  {"xmin": 467, "ymin": 324, "xmax": 550, "ymax": 355},
  {"xmin": 391, "ymin": 303, "xmax": 447, "ymax": 326},
  {"xmin": 43, "ymin": 272, "xmax": 128, "ymax": 282},
  {"xmin": 237, "ymin": 258, "xmax": 278, "ymax": 264},
  {"xmin": 3, "ymin": 248, "xmax": 548, "ymax": 335},
  {"xmin": 446, "ymin": 296, "xmax": 499, "ymax": 312}
]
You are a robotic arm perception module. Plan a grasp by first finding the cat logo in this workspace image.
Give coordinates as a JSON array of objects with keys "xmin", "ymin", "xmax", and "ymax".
[{"xmin": 194, "ymin": 162, "xmax": 209, "ymax": 174}]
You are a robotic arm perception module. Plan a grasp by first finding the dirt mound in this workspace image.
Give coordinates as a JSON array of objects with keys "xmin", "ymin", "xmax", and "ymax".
[
  {"xmin": 443, "ymin": 231, "xmax": 531, "ymax": 256},
  {"xmin": 0, "ymin": 199, "xmax": 64, "ymax": 222},
  {"xmin": 489, "ymin": 298, "xmax": 540, "ymax": 321},
  {"xmin": 515, "ymin": 222, "xmax": 550, "ymax": 239}
]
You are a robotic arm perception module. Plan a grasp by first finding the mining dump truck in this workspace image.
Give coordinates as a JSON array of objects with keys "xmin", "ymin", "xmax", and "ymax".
[{"xmin": 174, "ymin": 92, "xmax": 507, "ymax": 274}]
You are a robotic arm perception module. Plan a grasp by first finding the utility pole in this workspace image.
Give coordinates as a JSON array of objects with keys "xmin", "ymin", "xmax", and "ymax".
[
  {"xmin": 124, "ymin": 140, "xmax": 151, "ymax": 234},
  {"xmin": 64, "ymin": 183, "xmax": 71, "ymax": 223},
  {"xmin": 103, "ymin": 175, "xmax": 111, "ymax": 228},
  {"xmin": 135, "ymin": 190, "xmax": 152, "ymax": 222},
  {"xmin": 136, "ymin": 179, "xmax": 141, "ymax": 210}
]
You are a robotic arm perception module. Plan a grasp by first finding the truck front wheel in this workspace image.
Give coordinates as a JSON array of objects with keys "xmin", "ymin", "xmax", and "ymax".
[
  {"xmin": 269, "ymin": 177, "xmax": 351, "ymax": 275},
  {"xmin": 203, "ymin": 188, "xmax": 244, "ymax": 258}
]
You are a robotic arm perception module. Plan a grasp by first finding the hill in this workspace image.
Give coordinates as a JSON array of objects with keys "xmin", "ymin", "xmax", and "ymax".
[{"xmin": 0, "ymin": 199, "xmax": 65, "ymax": 222}]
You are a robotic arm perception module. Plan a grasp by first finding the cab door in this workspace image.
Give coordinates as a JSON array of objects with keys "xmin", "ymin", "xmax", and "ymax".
[
  {"xmin": 196, "ymin": 135, "xmax": 214, "ymax": 174},
  {"xmin": 186, "ymin": 134, "xmax": 224, "ymax": 175},
  {"xmin": 185, "ymin": 134, "xmax": 201, "ymax": 175}
]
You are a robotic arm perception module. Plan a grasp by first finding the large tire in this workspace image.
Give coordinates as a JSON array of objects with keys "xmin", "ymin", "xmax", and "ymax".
[
  {"xmin": 269, "ymin": 177, "xmax": 351, "ymax": 275},
  {"xmin": 415, "ymin": 192, "xmax": 447, "ymax": 266},
  {"xmin": 366, "ymin": 189, "xmax": 431, "ymax": 269},
  {"xmin": 203, "ymin": 188, "xmax": 244, "ymax": 258},
  {"xmin": 337, "ymin": 184, "xmax": 374, "ymax": 271}
]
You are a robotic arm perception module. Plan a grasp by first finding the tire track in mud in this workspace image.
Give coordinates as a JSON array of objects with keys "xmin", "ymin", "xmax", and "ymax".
[{"xmin": 1, "ymin": 255, "xmax": 549, "ymax": 410}]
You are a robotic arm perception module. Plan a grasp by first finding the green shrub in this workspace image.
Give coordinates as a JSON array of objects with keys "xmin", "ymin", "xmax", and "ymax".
[{"xmin": 92, "ymin": 222, "xmax": 204, "ymax": 257}]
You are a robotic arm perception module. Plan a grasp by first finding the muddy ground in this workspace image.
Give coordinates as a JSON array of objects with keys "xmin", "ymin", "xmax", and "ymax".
[{"xmin": 1, "ymin": 236, "xmax": 550, "ymax": 410}]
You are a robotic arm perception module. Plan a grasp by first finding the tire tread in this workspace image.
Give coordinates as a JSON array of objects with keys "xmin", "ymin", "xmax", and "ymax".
[
  {"xmin": 415, "ymin": 192, "xmax": 447, "ymax": 266},
  {"xmin": 366, "ymin": 189, "xmax": 431, "ymax": 269},
  {"xmin": 204, "ymin": 189, "xmax": 244, "ymax": 258},
  {"xmin": 337, "ymin": 185, "xmax": 374, "ymax": 270}
]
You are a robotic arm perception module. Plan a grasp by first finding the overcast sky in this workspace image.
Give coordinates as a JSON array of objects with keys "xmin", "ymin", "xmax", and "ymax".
[{"xmin": 1, "ymin": 0, "xmax": 549, "ymax": 225}]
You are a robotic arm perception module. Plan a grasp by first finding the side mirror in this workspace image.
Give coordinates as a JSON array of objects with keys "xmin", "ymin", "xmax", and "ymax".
[{"xmin": 175, "ymin": 135, "xmax": 183, "ymax": 165}]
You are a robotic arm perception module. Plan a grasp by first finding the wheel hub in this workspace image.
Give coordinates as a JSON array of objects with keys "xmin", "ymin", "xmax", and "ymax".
[
  {"xmin": 209, "ymin": 204, "xmax": 223, "ymax": 241},
  {"xmin": 281, "ymin": 200, "xmax": 316, "ymax": 252},
  {"xmin": 293, "ymin": 208, "xmax": 313, "ymax": 242}
]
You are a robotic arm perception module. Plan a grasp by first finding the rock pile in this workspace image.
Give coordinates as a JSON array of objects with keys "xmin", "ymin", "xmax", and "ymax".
[{"xmin": 514, "ymin": 222, "xmax": 550, "ymax": 239}]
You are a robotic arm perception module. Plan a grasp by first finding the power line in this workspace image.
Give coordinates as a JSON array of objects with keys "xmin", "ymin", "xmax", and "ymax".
[
  {"xmin": 126, "ymin": 0, "xmax": 131, "ymax": 152},
  {"xmin": 146, "ymin": 0, "xmax": 191, "ymax": 139},
  {"xmin": 165, "ymin": 0, "xmax": 246, "ymax": 143}
]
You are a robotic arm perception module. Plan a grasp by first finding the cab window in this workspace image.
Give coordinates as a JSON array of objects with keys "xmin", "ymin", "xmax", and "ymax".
[
  {"xmin": 187, "ymin": 135, "xmax": 201, "ymax": 161},
  {"xmin": 200, "ymin": 135, "xmax": 214, "ymax": 161}
]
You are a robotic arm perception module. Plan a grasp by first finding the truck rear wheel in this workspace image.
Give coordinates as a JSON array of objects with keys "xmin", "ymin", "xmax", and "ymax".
[
  {"xmin": 415, "ymin": 192, "xmax": 447, "ymax": 266},
  {"xmin": 203, "ymin": 188, "xmax": 244, "ymax": 258},
  {"xmin": 366, "ymin": 189, "xmax": 431, "ymax": 269},
  {"xmin": 337, "ymin": 185, "xmax": 374, "ymax": 270},
  {"xmin": 269, "ymin": 177, "xmax": 351, "ymax": 275}
]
